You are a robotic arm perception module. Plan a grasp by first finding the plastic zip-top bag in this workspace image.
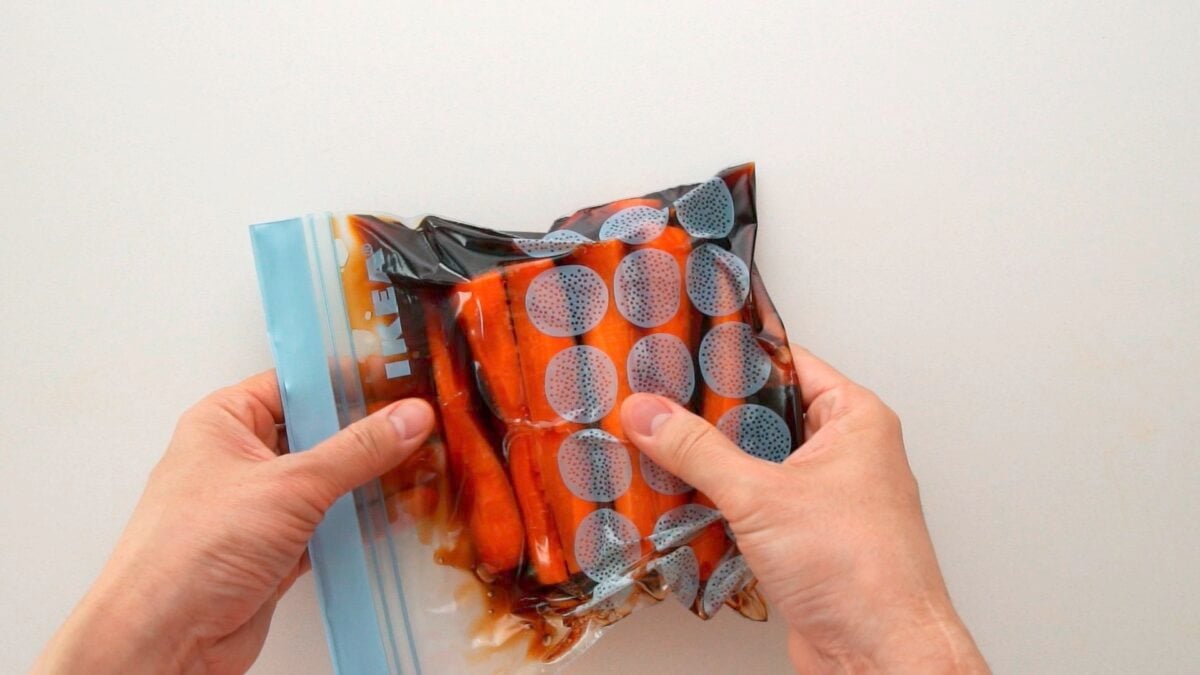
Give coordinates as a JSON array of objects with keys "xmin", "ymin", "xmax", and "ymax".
[{"xmin": 250, "ymin": 163, "xmax": 802, "ymax": 673}]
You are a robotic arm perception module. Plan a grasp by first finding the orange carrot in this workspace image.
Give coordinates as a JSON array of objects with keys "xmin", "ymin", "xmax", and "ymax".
[
  {"xmin": 425, "ymin": 298, "xmax": 525, "ymax": 575},
  {"xmin": 569, "ymin": 239, "xmax": 658, "ymax": 554},
  {"xmin": 456, "ymin": 271, "xmax": 570, "ymax": 584},
  {"xmin": 644, "ymin": 225, "xmax": 700, "ymax": 353},
  {"xmin": 693, "ymin": 367, "xmax": 740, "ymax": 580},
  {"xmin": 533, "ymin": 427, "xmax": 595, "ymax": 574},
  {"xmin": 632, "ymin": 225, "xmax": 699, "ymax": 522},
  {"xmin": 504, "ymin": 259, "xmax": 595, "ymax": 573},
  {"xmin": 506, "ymin": 432, "xmax": 569, "ymax": 584},
  {"xmin": 457, "ymin": 271, "xmax": 528, "ymax": 422},
  {"xmin": 692, "ymin": 241, "xmax": 756, "ymax": 580}
]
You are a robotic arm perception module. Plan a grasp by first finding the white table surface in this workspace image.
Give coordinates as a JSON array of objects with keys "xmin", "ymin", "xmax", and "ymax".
[{"xmin": 3, "ymin": 3, "xmax": 1197, "ymax": 673}]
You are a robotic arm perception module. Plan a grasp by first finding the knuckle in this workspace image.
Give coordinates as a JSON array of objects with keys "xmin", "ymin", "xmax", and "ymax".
[
  {"xmin": 213, "ymin": 387, "xmax": 255, "ymax": 415},
  {"xmin": 906, "ymin": 473, "xmax": 922, "ymax": 503},
  {"xmin": 871, "ymin": 400, "xmax": 903, "ymax": 437},
  {"xmin": 277, "ymin": 460, "xmax": 340, "ymax": 514},
  {"xmin": 344, "ymin": 421, "xmax": 386, "ymax": 466},
  {"xmin": 843, "ymin": 383, "xmax": 878, "ymax": 408},
  {"xmin": 881, "ymin": 405, "xmax": 902, "ymax": 435},
  {"xmin": 188, "ymin": 386, "xmax": 259, "ymax": 427},
  {"xmin": 179, "ymin": 394, "xmax": 222, "ymax": 427},
  {"xmin": 175, "ymin": 405, "xmax": 204, "ymax": 432},
  {"xmin": 787, "ymin": 342, "xmax": 810, "ymax": 358},
  {"xmin": 665, "ymin": 419, "xmax": 726, "ymax": 469},
  {"xmin": 849, "ymin": 385, "xmax": 902, "ymax": 431}
]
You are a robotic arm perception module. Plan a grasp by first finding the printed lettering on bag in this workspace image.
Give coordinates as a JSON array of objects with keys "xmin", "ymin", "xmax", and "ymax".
[{"xmin": 364, "ymin": 243, "xmax": 411, "ymax": 379}]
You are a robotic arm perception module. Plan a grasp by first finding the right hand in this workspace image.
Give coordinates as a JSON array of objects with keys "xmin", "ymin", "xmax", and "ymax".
[{"xmin": 620, "ymin": 347, "xmax": 989, "ymax": 674}]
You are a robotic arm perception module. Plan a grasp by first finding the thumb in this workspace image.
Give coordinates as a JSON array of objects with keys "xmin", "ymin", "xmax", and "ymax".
[
  {"xmin": 283, "ymin": 398, "xmax": 435, "ymax": 502},
  {"xmin": 621, "ymin": 393, "xmax": 768, "ymax": 507}
]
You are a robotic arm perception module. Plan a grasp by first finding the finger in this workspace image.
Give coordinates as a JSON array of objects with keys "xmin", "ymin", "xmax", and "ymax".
[
  {"xmin": 278, "ymin": 550, "xmax": 311, "ymax": 597},
  {"xmin": 273, "ymin": 423, "xmax": 290, "ymax": 455},
  {"xmin": 237, "ymin": 370, "xmax": 284, "ymax": 424},
  {"xmin": 788, "ymin": 344, "xmax": 854, "ymax": 411},
  {"xmin": 621, "ymin": 393, "xmax": 769, "ymax": 507},
  {"xmin": 277, "ymin": 398, "xmax": 435, "ymax": 504},
  {"xmin": 788, "ymin": 344, "xmax": 877, "ymax": 437},
  {"xmin": 188, "ymin": 372, "xmax": 282, "ymax": 449}
]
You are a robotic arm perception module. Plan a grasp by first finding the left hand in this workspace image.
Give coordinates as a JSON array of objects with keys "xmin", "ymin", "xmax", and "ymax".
[{"xmin": 33, "ymin": 371, "xmax": 435, "ymax": 675}]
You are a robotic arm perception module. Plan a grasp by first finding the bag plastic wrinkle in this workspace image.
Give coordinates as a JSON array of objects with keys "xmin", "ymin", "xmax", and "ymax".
[{"xmin": 250, "ymin": 163, "xmax": 802, "ymax": 674}]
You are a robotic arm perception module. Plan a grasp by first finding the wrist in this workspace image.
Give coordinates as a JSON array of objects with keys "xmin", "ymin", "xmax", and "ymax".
[
  {"xmin": 864, "ymin": 603, "xmax": 987, "ymax": 674},
  {"xmin": 34, "ymin": 560, "xmax": 197, "ymax": 674}
]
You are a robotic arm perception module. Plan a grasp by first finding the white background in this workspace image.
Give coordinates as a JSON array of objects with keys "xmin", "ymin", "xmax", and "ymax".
[{"xmin": 2, "ymin": 2, "xmax": 1197, "ymax": 673}]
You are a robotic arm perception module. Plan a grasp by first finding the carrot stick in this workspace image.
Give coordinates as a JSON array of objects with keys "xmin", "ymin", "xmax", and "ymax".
[
  {"xmin": 534, "ymin": 427, "xmax": 594, "ymax": 574},
  {"xmin": 458, "ymin": 267, "xmax": 571, "ymax": 583},
  {"xmin": 570, "ymin": 239, "xmax": 658, "ymax": 554},
  {"xmin": 691, "ymin": 386, "xmax": 740, "ymax": 579},
  {"xmin": 645, "ymin": 225, "xmax": 701, "ymax": 355},
  {"xmin": 693, "ymin": 365, "xmax": 740, "ymax": 580},
  {"xmin": 692, "ymin": 242, "xmax": 756, "ymax": 580},
  {"xmin": 506, "ymin": 432, "xmax": 569, "ymax": 584},
  {"xmin": 424, "ymin": 297, "xmax": 526, "ymax": 575},
  {"xmin": 632, "ymin": 225, "xmax": 698, "ymax": 522},
  {"xmin": 456, "ymin": 271, "xmax": 528, "ymax": 422},
  {"xmin": 456, "ymin": 270, "xmax": 569, "ymax": 584},
  {"xmin": 504, "ymin": 259, "xmax": 595, "ymax": 573}
]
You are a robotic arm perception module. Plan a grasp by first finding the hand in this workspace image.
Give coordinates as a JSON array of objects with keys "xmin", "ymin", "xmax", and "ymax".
[
  {"xmin": 33, "ymin": 371, "xmax": 435, "ymax": 675},
  {"xmin": 621, "ymin": 347, "xmax": 989, "ymax": 674}
]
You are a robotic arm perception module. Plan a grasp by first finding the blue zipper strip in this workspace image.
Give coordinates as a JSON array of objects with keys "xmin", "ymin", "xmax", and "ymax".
[{"xmin": 250, "ymin": 218, "xmax": 391, "ymax": 675}]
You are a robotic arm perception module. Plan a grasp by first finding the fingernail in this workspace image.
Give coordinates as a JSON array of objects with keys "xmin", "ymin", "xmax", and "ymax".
[
  {"xmin": 389, "ymin": 399, "xmax": 433, "ymax": 441},
  {"xmin": 625, "ymin": 394, "xmax": 674, "ymax": 437}
]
